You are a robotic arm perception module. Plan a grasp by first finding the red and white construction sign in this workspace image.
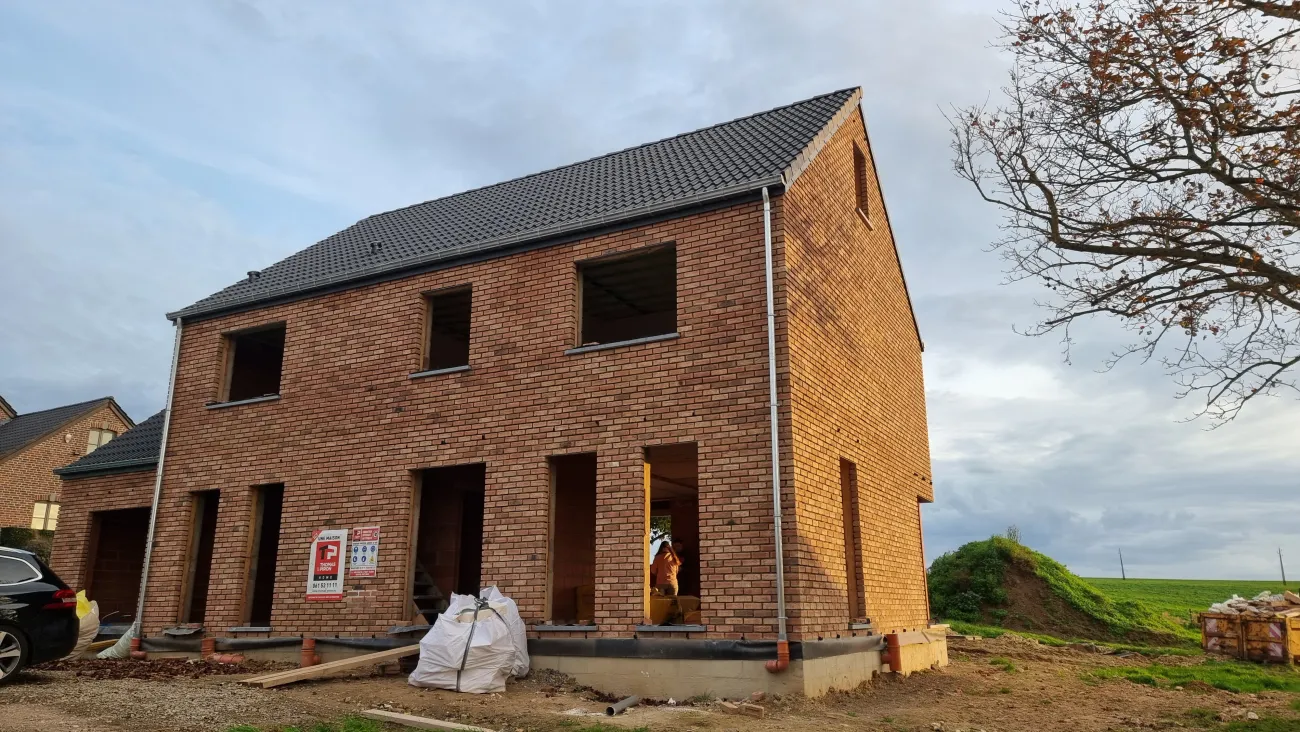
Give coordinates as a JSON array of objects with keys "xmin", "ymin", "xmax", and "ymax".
[{"xmin": 306, "ymin": 528, "xmax": 348, "ymax": 601}]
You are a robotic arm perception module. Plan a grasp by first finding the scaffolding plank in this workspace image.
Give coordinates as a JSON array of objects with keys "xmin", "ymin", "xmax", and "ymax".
[{"xmin": 240, "ymin": 644, "xmax": 420, "ymax": 687}]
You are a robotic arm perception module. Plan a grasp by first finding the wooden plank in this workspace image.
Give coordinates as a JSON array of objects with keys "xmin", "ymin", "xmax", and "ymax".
[
  {"xmin": 85, "ymin": 639, "xmax": 117, "ymax": 653},
  {"xmin": 240, "ymin": 644, "xmax": 420, "ymax": 687},
  {"xmin": 358, "ymin": 709, "xmax": 490, "ymax": 731},
  {"xmin": 1285, "ymin": 591, "xmax": 1300, "ymax": 605}
]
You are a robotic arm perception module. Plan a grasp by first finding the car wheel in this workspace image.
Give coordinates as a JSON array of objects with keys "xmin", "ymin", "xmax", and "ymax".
[{"xmin": 0, "ymin": 626, "xmax": 29, "ymax": 684}]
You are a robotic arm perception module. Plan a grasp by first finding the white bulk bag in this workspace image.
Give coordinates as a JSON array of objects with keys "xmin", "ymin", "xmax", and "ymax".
[
  {"xmin": 480, "ymin": 586, "xmax": 529, "ymax": 677},
  {"xmin": 408, "ymin": 590, "xmax": 524, "ymax": 694}
]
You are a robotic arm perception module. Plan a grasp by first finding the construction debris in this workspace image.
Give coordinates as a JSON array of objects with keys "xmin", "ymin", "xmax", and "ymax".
[
  {"xmin": 1207, "ymin": 590, "xmax": 1300, "ymax": 617},
  {"xmin": 719, "ymin": 700, "xmax": 766, "ymax": 718}
]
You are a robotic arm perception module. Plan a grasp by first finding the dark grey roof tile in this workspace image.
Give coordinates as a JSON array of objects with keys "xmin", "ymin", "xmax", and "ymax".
[
  {"xmin": 55, "ymin": 410, "xmax": 164, "ymax": 476},
  {"xmin": 0, "ymin": 398, "xmax": 113, "ymax": 461},
  {"xmin": 170, "ymin": 88, "xmax": 860, "ymax": 320}
]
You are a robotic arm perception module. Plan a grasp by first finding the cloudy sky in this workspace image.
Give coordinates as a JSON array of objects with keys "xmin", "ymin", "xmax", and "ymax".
[{"xmin": 2, "ymin": 1, "xmax": 1294, "ymax": 580}]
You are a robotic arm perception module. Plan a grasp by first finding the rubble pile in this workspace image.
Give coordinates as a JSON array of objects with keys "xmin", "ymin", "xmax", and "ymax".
[{"xmin": 1207, "ymin": 590, "xmax": 1300, "ymax": 617}]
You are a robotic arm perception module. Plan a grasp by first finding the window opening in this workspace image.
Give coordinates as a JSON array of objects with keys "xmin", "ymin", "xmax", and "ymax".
[
  {"xmin": 31, "ymin": 500, "xmax": 59, "ymax": 531},
  {"xmin": 578, "ymin": 245, "xmax": 676, "ymax": 346},
  {"xmin": 86, "ymin": 428, "xmax": 116, "ymax": 454},
  {"xmin": 424, "ymin": 287, "xmax": 472, "ymax": 371},
  {"xmin": 853, "ymin": 144, "xmax": 871, "ymax": 217},
  {"xmin": 841, "ymin": 459, "xmax": 866, "ymax": 622},
  {"xmin": 224, "ymin": 324, "xmax": 286, "ymax": 402}
]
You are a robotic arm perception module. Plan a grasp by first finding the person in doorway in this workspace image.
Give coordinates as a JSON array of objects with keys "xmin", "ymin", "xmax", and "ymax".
[{"xmin": 650, "ymin": 542, "xmax": 682, "ymax": 596}]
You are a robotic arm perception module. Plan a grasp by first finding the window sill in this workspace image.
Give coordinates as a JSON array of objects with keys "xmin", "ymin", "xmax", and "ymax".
[
  {"xmin": 636, "ymin": 624, "xmax": 706, "ymax": 633},
  {"xmin": 856, "ymin": 207, "xmax": 875, "ymax": 230},
  {"xmin": 850, "ymin": 622, "xmax": 875, "ymax": 631},
  {"xmin": 206, "ymin": 394, "xmax": 280, "ymax": 410},
  {"xmin": 227, "ymin": 626, "xmax": 273, "ymax": 633},
  {"xmin": 564, "ymin": 332, "xmax": 679, "ymax": 356},
  {"xmin": 409, "ymin": 364, "xmax": 471, "ymax": 379},
  {"xmin": 533, "ymin": 624, "xmax": 599, "ymax": 632}
]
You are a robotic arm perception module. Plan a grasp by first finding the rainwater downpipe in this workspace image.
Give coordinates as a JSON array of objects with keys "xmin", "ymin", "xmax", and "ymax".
[
  {"xmin": 760, "ymin": 186, "xmax": 790, "ymax": 674},
  {"xmin": 132, "ymin": 317, "xmax": 184, "ymax": 636}
]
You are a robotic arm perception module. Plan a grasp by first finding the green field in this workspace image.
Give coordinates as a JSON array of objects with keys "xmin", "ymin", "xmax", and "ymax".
[{"xmin": 1086, "ymin": 578, "xmax": 1291, "ymax": 639}]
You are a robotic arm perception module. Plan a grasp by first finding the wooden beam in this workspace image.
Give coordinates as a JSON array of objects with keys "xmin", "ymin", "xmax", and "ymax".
[
  {"xmin": 358, "ymin": 710, "xmax": 490, "ymax": 731},
  {"xmin": 239, "ymin": 644, "xmax": 420, "ymax": 688}
]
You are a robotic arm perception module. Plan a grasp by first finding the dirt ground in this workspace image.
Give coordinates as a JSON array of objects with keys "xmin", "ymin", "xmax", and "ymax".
[{"xmin": 2, "ymin": 637, "xmax": 1298, "ymax": 731}]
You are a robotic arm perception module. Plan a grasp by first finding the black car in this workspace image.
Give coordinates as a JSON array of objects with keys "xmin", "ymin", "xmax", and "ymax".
[{"xmin": 0, "ymin": 546, "xmax": 79, "ymax": 683}]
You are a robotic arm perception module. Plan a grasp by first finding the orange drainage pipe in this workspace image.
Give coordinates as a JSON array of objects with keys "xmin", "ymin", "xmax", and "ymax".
[
  {"xmin": 884, "ymin": 633, "xmax": 902, "ymax": 673},
  {"xmin": 200, "ymin": 637, "xmax": 216, "ymax": 659},
  {"xmin": 129, "ymin": 637, "xmax": 147, "ymax": 661},
  {"xmin": 764, "ymin": 639, "xmax": 790, "ymax": 673},
  {"xmin": 301, "ymin": 638, "xmax": 320, "ymax": 667}
]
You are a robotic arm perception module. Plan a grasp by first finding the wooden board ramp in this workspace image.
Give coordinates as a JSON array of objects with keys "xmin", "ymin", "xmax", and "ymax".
[
  {"xmin": 359, "ymin": 709, "xmax": 490, "ymax": 731},
  {"xmin": 239, "ymin": 644, "xmax": 420, "ymax": 688}
]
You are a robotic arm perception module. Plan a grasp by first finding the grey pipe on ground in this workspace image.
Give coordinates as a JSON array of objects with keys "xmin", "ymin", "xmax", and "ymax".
[{"xmin": 606, "ymin": 695, "xmax": 641, "ymax": 716}]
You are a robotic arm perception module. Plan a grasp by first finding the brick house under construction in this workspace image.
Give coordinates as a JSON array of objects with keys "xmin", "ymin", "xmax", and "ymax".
[{"xmin": 78, "ymin": 88, "xmax": 941, "ymax": 696}]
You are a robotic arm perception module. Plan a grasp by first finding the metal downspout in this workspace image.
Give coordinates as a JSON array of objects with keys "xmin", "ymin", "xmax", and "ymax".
[
  {"xmin": 132, "ymin": 317, "xmax": 183, "ymax": 632},
  {"xmin": 760, "ymin": 186, "xmax": 791, "ymax": 672}
]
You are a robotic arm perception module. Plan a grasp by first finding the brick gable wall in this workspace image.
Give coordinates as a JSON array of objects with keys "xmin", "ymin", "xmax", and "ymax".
[
  {"xmin": 783, "ymin": 108, "xmax": 934, "ymax": 636},
  {"xmin": 0, "ymin": 404, "xmax": 133, "ymax": 528},
  {"xmin": 142, "ymin": 200, "xmax": 796, "ymax": 639}
]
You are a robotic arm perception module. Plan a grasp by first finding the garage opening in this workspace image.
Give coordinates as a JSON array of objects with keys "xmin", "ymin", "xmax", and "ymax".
[
  {"xmin": 578, "ymin": 245, "xmax": 676, "ymax": 346},
  {"xmin": 645, "ymin": 443, "xmax": 700, "ymax": 626},
  {"xmin": 548, "ymin": 453, "xmax": 596, "ymax": 624},
  {"xmin": 85, "ymin": 507, "xmax": 150, "ymax": 624},
  {"xmin": 181, "ymin": 490, "xmax": 220, "ymax": 624},
  {"xmin": 224, "ymin": 323, "xmax": 286, "ymax": 402},
  {"xmin": 412, "ymin": 464, "xmax": 485, "ymax": 621},
  {"xmin": 244, "ymin": 484, "xmax": 284, "ymax": 626}
]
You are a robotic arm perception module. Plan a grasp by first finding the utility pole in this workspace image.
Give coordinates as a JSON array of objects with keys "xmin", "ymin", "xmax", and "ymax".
[
  {"xmin": 1280, "ymin": 548, "xmax": 1287, "ymax": 586},
  {"xmin": 1118, "ymin": 548, "xmax": 1127, "ymax": 580}
]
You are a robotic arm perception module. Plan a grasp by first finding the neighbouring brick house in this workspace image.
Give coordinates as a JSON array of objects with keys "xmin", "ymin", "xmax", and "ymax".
[
  {"xmin": 130, "ymin": 88, "xmax": 939, "ymax": 696},
  {"xmin": 50, "ymin": 411, "xmax": 165, "ymax": 626},
  {"xmin": 0, "ymin": 395, "xmax": 133, "ymax": 533}
]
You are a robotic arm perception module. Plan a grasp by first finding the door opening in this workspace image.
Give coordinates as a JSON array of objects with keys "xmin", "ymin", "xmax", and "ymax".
[
  {"xmin": 244, "ymin": 484, "xmax": 284, "ymax": 626},
  {"xmin": 181, "ymin": 490, "xmax": 220, "ymax": 624},
  {"xmin": 645, "ymin": 443, "xmax": 700, "ymax": 626},
  {"xmin": 412, "ymin": 464, "xmax": 485, "ymax": 621},
  {"xmin": 548, "ymin": 453, "xmax": 597, "ymax": 624}
]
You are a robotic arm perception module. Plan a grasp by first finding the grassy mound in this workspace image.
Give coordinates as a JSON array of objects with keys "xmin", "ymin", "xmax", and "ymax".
[{"xmin": 929, "ymin": 537, "xmax": 1191, "ymax": 646}]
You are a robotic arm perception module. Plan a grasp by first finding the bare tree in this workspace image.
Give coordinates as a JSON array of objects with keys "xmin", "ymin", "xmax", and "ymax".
[{"xmin": 952, "ymin": 0, "xmax": 1300, "ymax": 421}]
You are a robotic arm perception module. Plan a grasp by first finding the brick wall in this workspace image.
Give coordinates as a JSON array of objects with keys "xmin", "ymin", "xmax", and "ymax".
[
  {"xmin": 49, "ymin": 468, "xmax": 156, "ymax": 595},
  {"xmin": 142, "ymin": 200, "xmax": 793, "ymax": 639},
  {"xmin": 135, "ymin": 124, "xmax": 931, "ymax": 640},
  {"xmin": 0, "ymin": 404, "xmax": 133, "ymax": 528},
  {"xmin": 783, "ymin": 107, "xmax": 934, "ymax": 636}
]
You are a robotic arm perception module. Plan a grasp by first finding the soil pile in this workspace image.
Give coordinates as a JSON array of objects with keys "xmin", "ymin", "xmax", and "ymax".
[{"xmin": 929, "ymin": 537, "xmax": 1187, "ymax": 646}]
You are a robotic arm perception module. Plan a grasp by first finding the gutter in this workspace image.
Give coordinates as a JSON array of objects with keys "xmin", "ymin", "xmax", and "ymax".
[
  {"xmin": 760, "ymin": 185, "xmax": 791, "ymax": 674},
  {"xmin": 133, "ymin": 317, "xmax": 183, "ymax": 629}
]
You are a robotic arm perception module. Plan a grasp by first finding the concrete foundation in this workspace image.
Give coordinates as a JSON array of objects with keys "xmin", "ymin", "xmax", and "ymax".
[{"xmin": 137, "ymin": 630, "xmax": 947, "ymax": 699}]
